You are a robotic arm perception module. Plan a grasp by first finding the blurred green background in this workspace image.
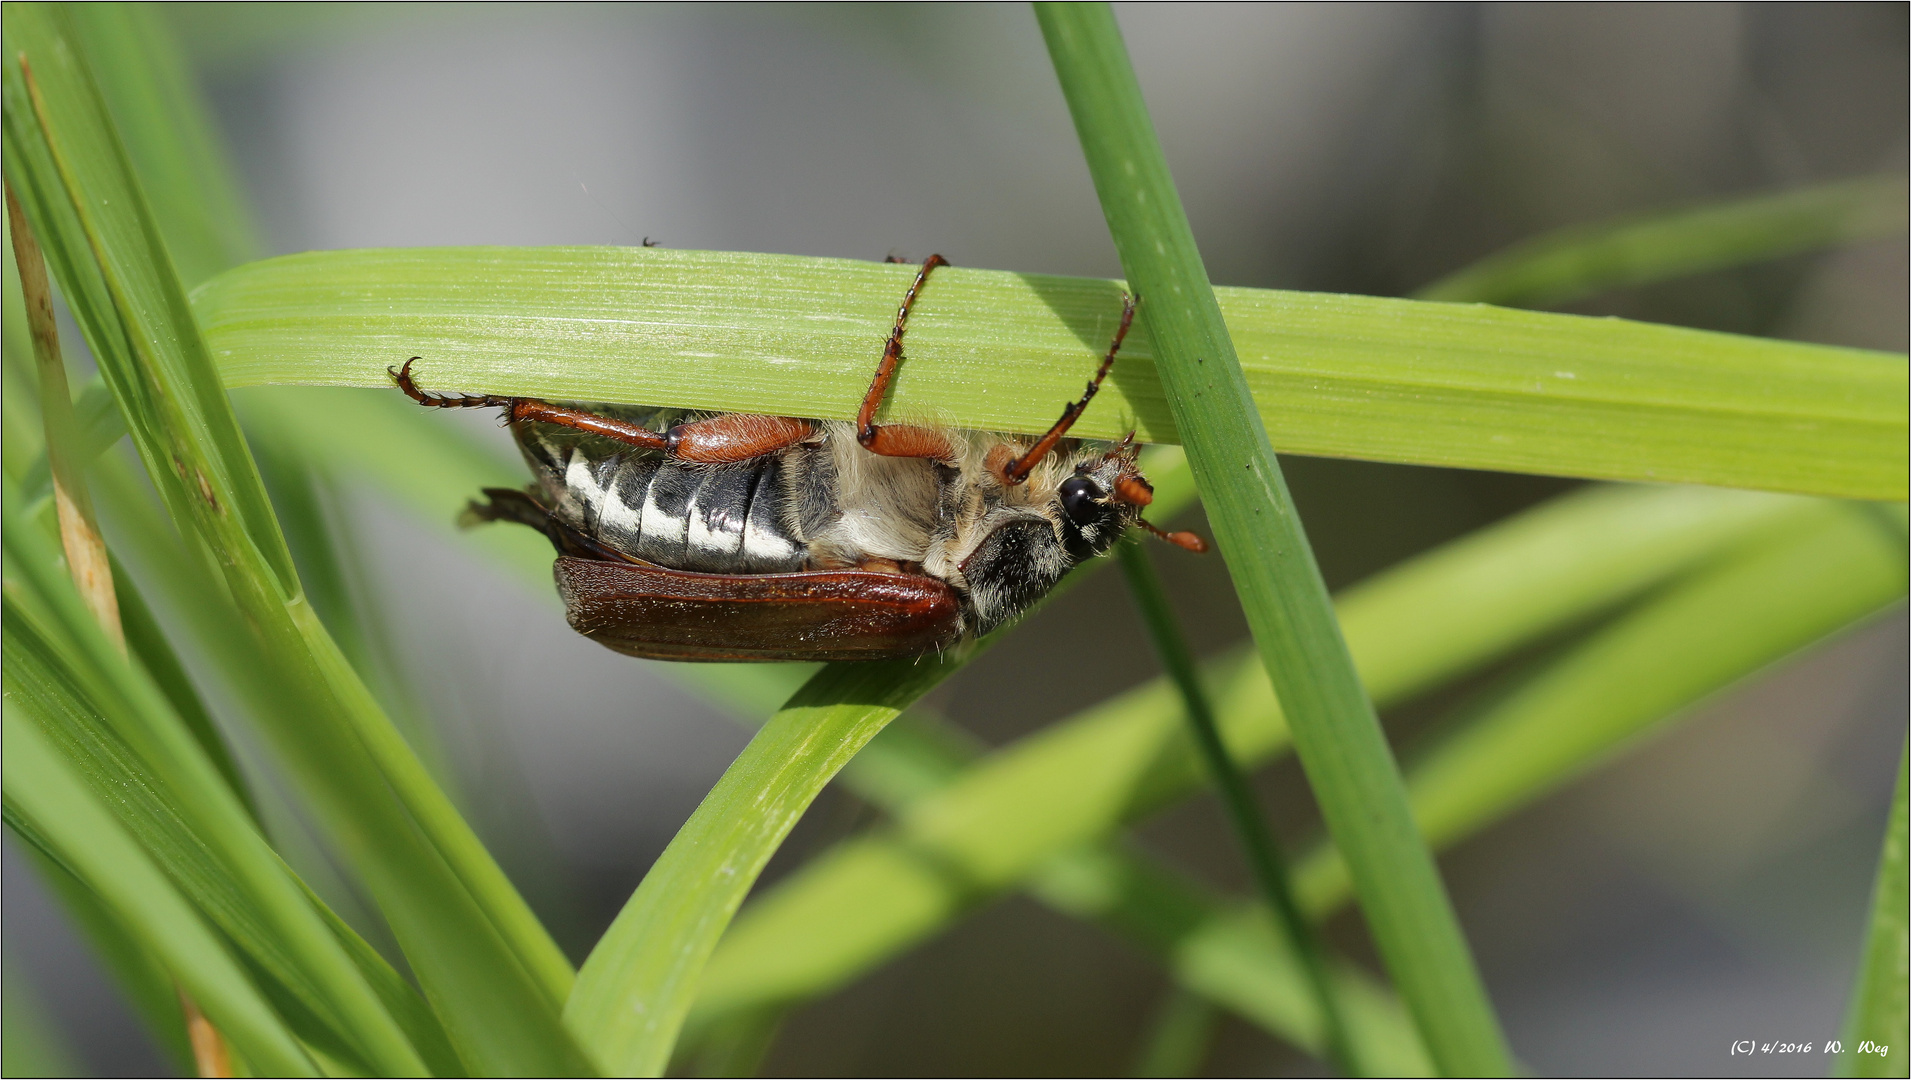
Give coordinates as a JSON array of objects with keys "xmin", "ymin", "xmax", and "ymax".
[{"xmin": 5, "ymin": 3, "xmax": 1904, "ymax": 1075}]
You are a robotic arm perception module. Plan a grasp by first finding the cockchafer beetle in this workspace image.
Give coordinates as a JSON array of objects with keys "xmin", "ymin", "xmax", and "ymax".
[{"xmin": 391, "ymin": 254, "xmax": 1204, "ymax": 662}]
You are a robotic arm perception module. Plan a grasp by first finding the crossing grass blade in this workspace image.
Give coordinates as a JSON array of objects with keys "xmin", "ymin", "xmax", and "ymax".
[
  {"xmin": 688, "ymin": 491, "xmax": 1904, "ymax": 1057},
  {"xmin": 1416, "ymin": 173, "xmax": 1910, "ymax": 308},
  {"xmin": 1038, "ymin": 5, "xmax": 1511, "ymax": 1070}
]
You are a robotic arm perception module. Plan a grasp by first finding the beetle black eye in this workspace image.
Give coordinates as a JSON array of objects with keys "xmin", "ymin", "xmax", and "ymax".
[{"xmin": 1059, "ymin": 475, "xmax": 1103, "ymax": 524}]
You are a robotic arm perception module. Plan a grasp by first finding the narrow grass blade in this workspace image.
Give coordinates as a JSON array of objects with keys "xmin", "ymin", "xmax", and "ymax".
[
  {"xmin": 1, "ymin": 715, "xmax": 316, "ymax": 1076},
  {"xmin": 1039, "ymin": 6, "xmax": 1510, "ymax": 1071},
  {"xmin": 564, "ymin": 656, "xmax": 965, "ymax": 1076},
  {"xmin": 1416, "ymin": 173, "xmax": 1910, "ymax": 308},
  {"xmin": 684, "ymin": 484, "xmax": 1816, "ymax": 1026},
  {"xmin": 189, "ymin": 245, "xmax": 1906, "ymax": 500},
  {"xmin": 1836, "ymin": 742, "xmax": 1909, "ymax": 1078},
  {"xmin": 1118, "ymin": 538, "xmax": 1355, "ymax": 1073},
  {"xmin": 65, "ymin": 1, "xmax": 261, "ymax": 285}
]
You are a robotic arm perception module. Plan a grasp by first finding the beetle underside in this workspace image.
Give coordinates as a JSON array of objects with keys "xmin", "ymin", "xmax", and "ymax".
[{"xmin": 396, "ymin": 254, "xmax": 1200, "ymax": 662}]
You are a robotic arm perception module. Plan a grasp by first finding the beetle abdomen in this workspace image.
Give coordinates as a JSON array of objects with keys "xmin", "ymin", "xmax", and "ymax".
[{"xmin": 518, "ymin": 420, "xmax": 809, "ymax": 575}]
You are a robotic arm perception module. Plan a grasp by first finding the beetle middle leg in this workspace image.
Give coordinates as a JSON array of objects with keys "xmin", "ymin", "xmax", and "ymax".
[
  {"xmin": 392, "ymin": 358, "xmax": 813, "ymax": 463},
  {"xmin": 856, "ymin": 254, "xmax": 961, "ymax": 466}
]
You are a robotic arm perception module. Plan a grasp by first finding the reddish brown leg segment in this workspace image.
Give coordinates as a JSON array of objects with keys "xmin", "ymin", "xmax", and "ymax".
[
  {"xmin": 998, "ymin": 293, "xmax": 1137, "ymax": 485},
  {"xmin": 856, "ymin": 255, "xmax": 959, "ymax": 465},
  {"xmin": 391, "ymin": 359, "xmax": 812, "ymax": 463}
]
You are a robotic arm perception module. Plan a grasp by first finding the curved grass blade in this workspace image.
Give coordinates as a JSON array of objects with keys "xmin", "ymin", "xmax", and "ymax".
[
  {"xmin": 1836, "ymin": 742, "xmax": 1908, "ymax": 1078},
  {"xmin": 189, "ymin": 245, "xmax": 1906, "ymax": 501},
  {"xmin": 1, "ymin": 715, "xmax": 316, "ymax": 1076},
  {"xmin": 1038, "ymin": 5, "xmax": 1509, "ymax": 1070},
  {"xmin": 565, "ymin": 656, "xmax": 965, "ymax": 1076},
  {"xmin": 683, "ymin": 484, "xmax": 1817, "ymax": 1028},
  {"xmin": 1416, "ymin": 173, "xmax": 1910, "ymax": 309}
]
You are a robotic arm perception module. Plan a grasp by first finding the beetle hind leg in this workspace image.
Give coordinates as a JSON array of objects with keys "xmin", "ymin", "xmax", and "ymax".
[{"xmin": 393, "ymin": 359, "xmax": 813, "ymax": 462}]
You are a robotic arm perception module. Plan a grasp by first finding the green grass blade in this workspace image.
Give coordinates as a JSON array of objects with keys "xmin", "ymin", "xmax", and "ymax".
[
  {"xmin": 2, "ymin": 9, "xmax": 587, "ymax": 1069},
  {"xmin": 1117, "ymin": 538, "xmax": 1356, "ymax": 1073},
  {"xmin": 66, "ymin": 1, "xmax": 261, "ymax": 285},
  {"xmin": 188, "ymin": 245, "xmax": 1906, "ymax": 500},
  {"xmin": 85, "ymin": 443, "xmax": 591, "ymax": 1075},
  {"xmin": 1836, "ymin": 742, "xmax": 1909, "ymax": 1078},
  {"xmin": 1416, "ymin": 173, "xmax": 1910, "ymax": 308},
  {"xmin": 3, "ymin": 482, "xmax": 430, "ymax": 1075},
  {"xmin": 1, "ymin": 714, "xmax": 316, "ymax": 1075},
  {"xmin": 1038, "ymin": 5, "xmax": 1510, "ymax": 1071},
  {"xmin": 4, "ymin": 836, "xmax": 195, "ymax": 1071},
  {"xmin": 685, "ymin": 483, "xmax": 1812, "ymax": 1026}
]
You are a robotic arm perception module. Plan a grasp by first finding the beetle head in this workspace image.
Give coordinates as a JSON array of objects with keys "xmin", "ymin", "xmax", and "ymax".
[{"xmin": 956, "ymin": 441, "xmax": 1149, "ymax": 635}]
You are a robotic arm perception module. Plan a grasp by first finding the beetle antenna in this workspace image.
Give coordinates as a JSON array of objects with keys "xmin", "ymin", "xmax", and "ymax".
[
  {"xmin": 1139, "ymin": 517, "xmax": 1207, "ymax": 553},
  {"xmin": 999, "ymin": 293, "xmax": 1137, "ymax": 485}
]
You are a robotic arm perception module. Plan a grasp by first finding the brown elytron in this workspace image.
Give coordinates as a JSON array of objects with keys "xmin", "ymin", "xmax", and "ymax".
[{"xmin": 394, "ymin": 254, "xmax": 1202, "ymax": 661}]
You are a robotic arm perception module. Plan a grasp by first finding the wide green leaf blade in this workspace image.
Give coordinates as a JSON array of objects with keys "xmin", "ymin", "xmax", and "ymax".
[{"xmin": 188, "ymin": 245, "xmax": 1906, "ymax": 501}]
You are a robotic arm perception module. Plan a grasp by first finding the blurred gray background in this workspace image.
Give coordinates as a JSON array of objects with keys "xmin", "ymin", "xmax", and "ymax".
[{"xmin": 5, "ymin": 3, "xmax": 1906, "ymax": 1076}]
